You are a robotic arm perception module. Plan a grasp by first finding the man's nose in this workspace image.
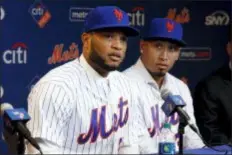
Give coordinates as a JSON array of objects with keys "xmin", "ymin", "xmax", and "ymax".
[
  {"xmin": 159, "ymin": 49, "xmax": 168, "ymax": 61},
  {"xmin": 111, "ymin": 37, "xmax": 123, "ymax": 50}
]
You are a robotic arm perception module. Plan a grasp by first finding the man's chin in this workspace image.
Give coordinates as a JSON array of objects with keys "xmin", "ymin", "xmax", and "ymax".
[
  {"xmin": 150, "ymin": 71, "xmax": 166, "ymax": 77},
  {"xmin": 103, "ymin": 64, "xmax": 119, "ymax": 71}
]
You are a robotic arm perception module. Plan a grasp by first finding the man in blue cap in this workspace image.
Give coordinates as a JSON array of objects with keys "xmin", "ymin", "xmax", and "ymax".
[
  {"xmin": 25, "ymin": 6, "xmax": 149, "ymax": 154},
  {"xmin": 124, "ymin": 18, "xmax": 205, "ymax": 153}
]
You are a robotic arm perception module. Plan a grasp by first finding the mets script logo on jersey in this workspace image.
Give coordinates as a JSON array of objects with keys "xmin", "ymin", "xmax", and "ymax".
[
  {"xmin": 77, "ymin": 97, "xmax": 128, "ymax": 144},
  {"xmin": 148, "ymin": 104, "xmax": 179, "ymax": 137}
]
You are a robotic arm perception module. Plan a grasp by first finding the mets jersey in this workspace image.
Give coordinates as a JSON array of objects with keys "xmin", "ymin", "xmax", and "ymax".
[
  {"xmin": 123, "ymin": 58, "xmax": 205, "ymax": 153},
  {"xmin": 25, "ymin": 55, "xmax": 144, "ymax": 154}
]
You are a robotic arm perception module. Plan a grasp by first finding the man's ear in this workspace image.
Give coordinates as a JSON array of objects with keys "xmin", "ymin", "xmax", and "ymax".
[
  {"xmin": 81, "ymin": 32, "xmax": 91, "ymax": 44},
  {"xmin": 175, "ymin": 47, "xmax": 181, "ymax": 61},
  {"xmin": 227, "ymin": 41, "xmax": 232, "ymax": 57},
  {"xmin": 140, "ymin": 40, "xmax": 146, "ymax": 54},
  {"xmin": 81, "ymin": 32, "xmax": 91, "ymax": 52}
]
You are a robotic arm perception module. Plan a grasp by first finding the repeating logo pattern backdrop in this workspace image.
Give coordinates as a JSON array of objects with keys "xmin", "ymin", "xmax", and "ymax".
[{"xmin": 0, "ymin": 0, "xmax": 231, "ymax": 154}]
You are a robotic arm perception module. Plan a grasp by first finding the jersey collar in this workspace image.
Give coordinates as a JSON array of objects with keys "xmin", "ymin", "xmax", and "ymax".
[
  {"xmin": 79, "ymin": 54, "xmax": 115, "ymax": 81},
  {"xmin": 133, "ymin": 58, "xmax": 170, "ymax": 90}
]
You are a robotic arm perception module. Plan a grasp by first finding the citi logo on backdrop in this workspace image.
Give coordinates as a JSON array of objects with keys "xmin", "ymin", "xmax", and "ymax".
[
  {"xmin": 2, "ymin": 42, "xmax": 28, "ymax": 64},
  {"xmin": 28, "ymin": 0, "xmax": 51, "ymax": 28}
]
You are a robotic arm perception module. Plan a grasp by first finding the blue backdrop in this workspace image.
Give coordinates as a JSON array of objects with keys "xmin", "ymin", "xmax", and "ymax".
[{"xmin": 0, "ymin": 0, "xmax": 231, "ymax": 154}]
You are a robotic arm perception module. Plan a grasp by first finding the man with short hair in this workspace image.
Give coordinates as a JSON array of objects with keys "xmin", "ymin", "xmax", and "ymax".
[
  {"xmin": 26, "ymin": 6, "xmax": 150, "ymax": 154},
  {"xmin": 124, "ymin": 18, "xmax": 205, "ymax": 153}
]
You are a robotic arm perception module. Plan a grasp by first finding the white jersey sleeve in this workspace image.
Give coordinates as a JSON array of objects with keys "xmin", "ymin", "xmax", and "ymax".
[{"xmin": 26, "ymin": 81, "xmax": 74, "ymax": 154}]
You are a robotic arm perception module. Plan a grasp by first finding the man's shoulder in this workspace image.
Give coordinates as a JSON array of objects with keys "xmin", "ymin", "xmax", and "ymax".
[
  {"xmin": 167, "ymin": 73, "xmax": 189, "ymax": 90},
  {"xmin": 114, "ymin": 70, "xmax": 149, "ymax": 94},
  {"xmin": 114, "ymin": 70, "xmax": 142, "ymax": 86},
  {"xmin": 123, "ymin": 65, "xmax": 133, "ymax": 74},
  {"xmin": 35, "ymin": 59, "xmax": 82, "ymax": 88},
  {"xmin": 123, "ymin": 65, "xmax": 145, "ymax": 82},
  {"xmin": 197, "ymin": 65, "xmax": 229, "ymax": 88},
  {"xmin": 123, "ymin": 65, "xmax": 134, "ymax": 74}
]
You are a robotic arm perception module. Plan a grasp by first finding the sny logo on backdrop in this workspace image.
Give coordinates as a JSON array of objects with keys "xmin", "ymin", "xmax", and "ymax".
[
  {"xmin": 166, "ymin": 7, "xmax": 190, "ymax": 24},
  {"xmin": 205, "ymin": 10, "xmax": 230, "ymax": 26},
  {"xmin": 179, "ymin": 47, "xmax": 211, "ymax": 61},
  {"xmin": 69, "ymin": 7, "xmax": 93, "ymax": 22},
  {"xmin": 128, "ymin": 7, "xmax": 145, "ymax": 26},
  {"xmin": 28, "ymin": 0, "xmax": 51, "ymax": 28},
  {"xmin": 0, "ymin": 6, "xmax": 5, "ymax": 20},
  {"xmin": 2, "ymin": 42, "xmax": 28, "ymax": 64},
  {"xmin": 48, "ymin": 42, "xmax": 79, "ymax": 65}
]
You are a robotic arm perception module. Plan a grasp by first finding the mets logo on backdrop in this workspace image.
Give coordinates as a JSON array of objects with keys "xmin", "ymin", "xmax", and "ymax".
[
  {"xmin": 48, "ymin": 42, "xmax": 79, "ymax": 65},
  {"xmin": 28, "ymin": 0, "xmax": 51, "ymax": 28},
  {"xmin": 166, "ymin": 7, "xmax": 190, "ymax": 24}
]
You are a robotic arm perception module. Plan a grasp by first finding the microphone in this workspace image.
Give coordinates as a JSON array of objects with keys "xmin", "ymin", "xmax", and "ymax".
[
  {"xmin": 161, "ymin": 90, "xmax": 199, "ymax": 134},
  {"xmin": 0, "ymin": 103, "xmax": 42, "ymax": 153}
]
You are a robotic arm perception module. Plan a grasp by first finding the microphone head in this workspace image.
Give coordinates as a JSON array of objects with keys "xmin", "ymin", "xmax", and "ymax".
[
  {"xmin": 161, "ymin": 90, "xmax": 186, "ymax": 117},
  {"xmin": 0, "ymin": 103, "xmax": 13, "ymax": 116},
  {"xmin": 161, "ymin": 89, "xmax": 172, "ymax": 100}
]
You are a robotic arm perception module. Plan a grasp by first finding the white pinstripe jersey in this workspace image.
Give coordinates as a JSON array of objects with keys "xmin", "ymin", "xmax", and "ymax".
[
  {"xmin": 123, "ymin": 58, "xmax": 205, "ymax": 153},
  {"xmin": 26, "ymin": 55, "xmax": 142, "ymax": 154}
]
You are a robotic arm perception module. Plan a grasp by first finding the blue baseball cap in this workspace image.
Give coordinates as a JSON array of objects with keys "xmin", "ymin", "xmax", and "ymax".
[
  {"xmin": 142, "ymin": 18, "xmax": 186, "ymax": 46},
  {"xmin": 83, "ymin": 6, "xmax": 139, "ymax": 36}
]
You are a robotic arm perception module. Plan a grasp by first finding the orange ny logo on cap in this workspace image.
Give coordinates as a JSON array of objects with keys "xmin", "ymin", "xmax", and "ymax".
[
  {"xmin": 114, "ymin": 9, "xmax": 123, "ymax": 22},
  {"xmin": 166, "ymin": 21, "xmax": 174, "ymax": 32}
]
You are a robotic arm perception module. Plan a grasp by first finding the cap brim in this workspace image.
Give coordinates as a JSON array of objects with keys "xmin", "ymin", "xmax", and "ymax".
[
  {"xmin": 86, "ymin": 25, "xmax": 140, "ymax": 37},
  {"xmin": 143, "ymin": 37, "xmax": 186, "ymax": 47}
]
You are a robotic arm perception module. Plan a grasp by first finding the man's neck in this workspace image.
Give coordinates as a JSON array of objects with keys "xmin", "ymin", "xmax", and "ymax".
[
  {"xmin": 152, "ymin": 75, "xmax": 165, "ymax": 89},
  {"xmin": 88, "ymin": 60, "xmax": 109, "ymax": 77},
  {"xmin": 83, "ymin": 53, "xmax": 109, "ymax": 77},
  {"xmin": 147, "ymin": 69, "xmax": 165, "ymax": 89}
]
